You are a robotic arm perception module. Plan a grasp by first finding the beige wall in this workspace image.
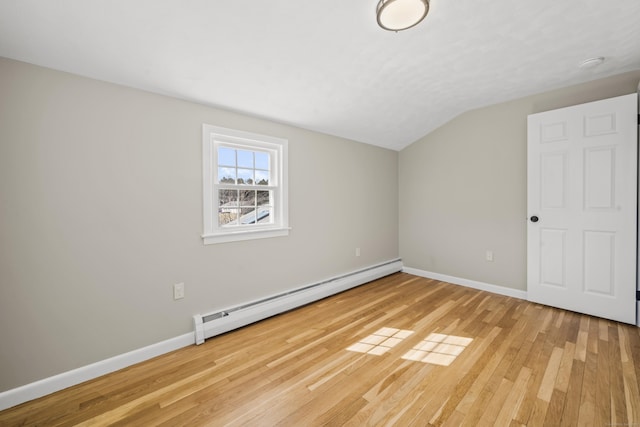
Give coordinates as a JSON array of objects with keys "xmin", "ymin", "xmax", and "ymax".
[
  {"xmin": 399, "ymin": 70, "xmax": 640, "ymax": 291},
  {"xmin": 0, "ymin": 57, "xmax": 399, "ymax": 392}
]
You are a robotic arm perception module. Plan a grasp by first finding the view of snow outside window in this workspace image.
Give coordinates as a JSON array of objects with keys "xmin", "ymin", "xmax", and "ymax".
[{"xmin": 217, "ymin": 146, "xmax": 274, "ymax": 227}]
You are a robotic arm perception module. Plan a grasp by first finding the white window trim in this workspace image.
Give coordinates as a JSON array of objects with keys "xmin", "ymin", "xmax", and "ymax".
[{"xmin": 202, "ymin": 124, "xmax": 289, "ymax": 245}]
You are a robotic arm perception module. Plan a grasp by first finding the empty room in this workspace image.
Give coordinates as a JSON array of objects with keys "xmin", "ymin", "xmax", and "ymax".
[{"xmin": 1, "ymin": 0, "xmax": 639, "ymax": 425}]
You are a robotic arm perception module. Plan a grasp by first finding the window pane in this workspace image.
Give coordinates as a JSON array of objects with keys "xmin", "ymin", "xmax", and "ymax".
[
  {"xmin": 257, "ymin": 190, "xmax": 271, "ymax": 206},
  {"xmin": 239, "ymin": 190, "xmax": 255, "ymax": 206},
  {"xmin": 237, "ymin": 168, "xmax": 253, "ymax": 185},
  {"xmin": 240, "ymin": 208, "xmax": 256, "ymax": 224},
  {"xmin": 218, "ymin": 147, "xmax": 236, "ymax": 167},
  {"xmin": 218, "ymin": 167, "xmax": 236, "ymax": 184},
  {"xmin": 255, "ymin": 170, "xmax": 269, "ymax": 185},
  {"xmin": 255, "ymin": 151, "xmax": 269, "ymax": 170},
  {"xmin": 219, "ymin": 188, "xmax": 240, "ymax": 226},
  {"xmin": 257, "ymin": 207, "xmax": 272, "ymax": 224},
  {"xmin": 219, "ymin": 189, "xmax": 238, "ymax": 206},
  {"xmin": 237, "ymin": 150, "xmax": 253, "ymax": 168},
  {"xmin": 219, "ymin": 210, "xmax": 237, "ymax": 226}
]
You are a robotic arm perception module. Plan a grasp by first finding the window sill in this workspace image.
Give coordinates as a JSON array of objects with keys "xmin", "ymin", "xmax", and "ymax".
[{"xmin": 202, "ymin": 227, "xmax": 290, "ymax": 245}]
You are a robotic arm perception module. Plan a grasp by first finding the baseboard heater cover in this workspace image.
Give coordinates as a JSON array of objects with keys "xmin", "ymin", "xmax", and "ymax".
[{"xmin": 193, "ymin": 259, "xmax": 402, "ymax": 344}]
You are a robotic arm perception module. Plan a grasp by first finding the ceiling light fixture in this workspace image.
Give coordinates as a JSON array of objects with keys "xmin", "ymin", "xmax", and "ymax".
[
  {"xmin": 377, "ymin": 0, "xmax": 429, "ymax": 32},
  {"xmin": 578, "ymin": 57, "xmax": 605, "ymax": 69}
]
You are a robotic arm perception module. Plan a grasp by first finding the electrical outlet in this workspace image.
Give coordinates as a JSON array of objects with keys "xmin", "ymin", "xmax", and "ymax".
[
  {"xmin": 485, "ymin": 250, "xmax": 494, "ymax": 262},
  {"xmin": 355, "ymin": 247, "xmax": 361, "ymax": 257},
  {"xmin": 173, "ymin": 283, "xmax": 185, "ymax": 300}
]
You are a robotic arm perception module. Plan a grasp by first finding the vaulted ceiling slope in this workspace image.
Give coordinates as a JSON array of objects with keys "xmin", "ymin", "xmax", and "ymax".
[{"xmin": 0, "ymin": 0, "xmax": 639, "ymax": 151}]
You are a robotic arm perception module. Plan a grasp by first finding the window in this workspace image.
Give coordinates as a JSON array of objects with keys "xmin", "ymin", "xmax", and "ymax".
[{"xmin": 202, "ymin": 124, "xmax": 289, "ymax": 244}]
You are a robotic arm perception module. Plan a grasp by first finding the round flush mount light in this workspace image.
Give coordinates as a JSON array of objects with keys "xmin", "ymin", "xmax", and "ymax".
[
  {"xmin": 377, "ymin": 0, "xmax": 429, "ymax": 32},
  {"xmin": 578, "ymin": 57, "xmax": 605, "ymax": 69}
]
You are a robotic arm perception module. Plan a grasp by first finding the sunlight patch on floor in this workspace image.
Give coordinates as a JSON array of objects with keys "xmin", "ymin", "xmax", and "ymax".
[
  {"xmin": 346, "ymin": 327, "xmax": 414, "ymax": 356},
  {"xmin": 401, "ymin": 333, "xmax": 473, "ymax": 366}
]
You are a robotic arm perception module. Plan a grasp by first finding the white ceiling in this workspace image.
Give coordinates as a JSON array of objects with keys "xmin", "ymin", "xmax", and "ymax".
[{"xmin": 0, "ymin": 0, "xmax": 639, "ymax": 151}]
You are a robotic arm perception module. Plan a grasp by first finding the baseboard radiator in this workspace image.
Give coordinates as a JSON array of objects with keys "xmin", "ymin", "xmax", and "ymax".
[{"xmin": 193, "ymin": 259, "xmax": 402, "ymax": 345}]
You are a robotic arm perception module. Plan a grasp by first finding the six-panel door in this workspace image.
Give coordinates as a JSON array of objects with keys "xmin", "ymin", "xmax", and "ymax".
[{"xmin": 527, "ymin": 93, "xmax": 638, "ymax": 324}]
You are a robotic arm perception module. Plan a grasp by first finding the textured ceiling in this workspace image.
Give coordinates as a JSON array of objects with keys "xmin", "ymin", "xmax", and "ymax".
[{"xmin": 0, "ymin": 0, "xmax": 639, "ymax": 151}]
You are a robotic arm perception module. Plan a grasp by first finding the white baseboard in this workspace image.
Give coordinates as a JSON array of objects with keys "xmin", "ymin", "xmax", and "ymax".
[
  {"xmin": 403, "ymin": 267, "xmax": 528, "ymax": 300},
  {"xmin": 0, "ymin": 332, "xmax": 195, "ymax": 412}
]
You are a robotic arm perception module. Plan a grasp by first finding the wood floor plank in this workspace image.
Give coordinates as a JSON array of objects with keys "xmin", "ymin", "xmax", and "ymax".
[
  {"xmin": 558, "ymin": 358, "xmax": 584, "ymax": 427},
  {"xmin": 1, "ymin": 272, "xmax": 639, "ymax": 426},
  {"xmin": 492, "ymin": 367, "xmax": 532, "ymax": 426},
  {"xmin": 476, "ymin": 377, "xmax": 515, "ymax": 427},
  {"xmin": 609, "ymin": 324, "xmax": 629, "ymax": 426},
  {"xmin": 618, "ymin": 324, "xmax": 640, "ymax": 423},
  {"xmin": 594, "ymin": 336, "xmax": 612, "ymax": 426},
  {"xmin": 537, "ymin": 346, "xmax": 564, "ymax": 402},
  {"xmin": 626, "ymin": 325, "xmax": 640, "ymax": 395},
  {"xmin": 512, "ymin": 334, "xmax": 551, "ymax": 424},
  {"xmin": 554, "ymin": 341, "xmax": 576, "ymax": 394},
  {"xmin": 542, "ymin": 389, "xmax": 567, "ymax": 426}
]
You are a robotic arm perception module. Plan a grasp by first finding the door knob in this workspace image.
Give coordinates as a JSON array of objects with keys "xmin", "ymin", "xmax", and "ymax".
[{"xmin": 530, "ymin": 216, "xmax": 539, "ymax": 223}]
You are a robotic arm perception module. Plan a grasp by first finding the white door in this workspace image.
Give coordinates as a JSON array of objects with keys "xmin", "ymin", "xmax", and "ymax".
[{"xmin": 527, "ymin": 93, "xmax": 638, "ymax": 324}]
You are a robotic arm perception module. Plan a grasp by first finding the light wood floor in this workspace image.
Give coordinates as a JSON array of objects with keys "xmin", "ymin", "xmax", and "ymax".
[{"xmin": 2, "ymin": 273, "xmax": 640, "ymax": 426}]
